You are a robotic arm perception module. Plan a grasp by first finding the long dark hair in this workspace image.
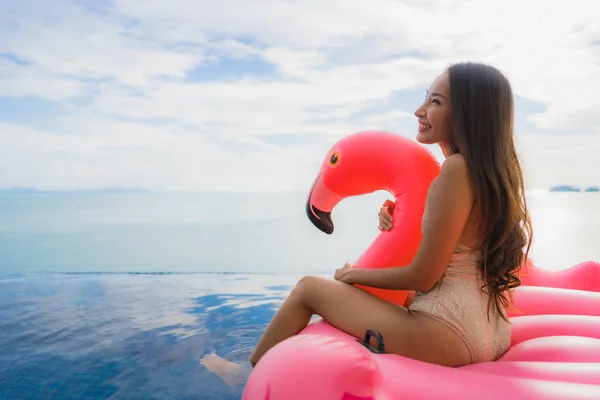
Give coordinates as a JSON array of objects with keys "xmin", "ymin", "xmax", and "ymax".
[{"xmin": 446, "ymin": 62, "xmax": 533, "ymax": 321}]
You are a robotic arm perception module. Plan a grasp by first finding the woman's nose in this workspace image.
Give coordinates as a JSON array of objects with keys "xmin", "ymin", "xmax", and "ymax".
[{"xmin": 414, "ymin": 105, "xmax": 425, "ymax": 117}]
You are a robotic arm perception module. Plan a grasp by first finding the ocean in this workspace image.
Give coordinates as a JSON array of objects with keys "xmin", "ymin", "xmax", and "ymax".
[{"xmin": 0, "ymin": 191, "xmax": 599, "ymax": 399}]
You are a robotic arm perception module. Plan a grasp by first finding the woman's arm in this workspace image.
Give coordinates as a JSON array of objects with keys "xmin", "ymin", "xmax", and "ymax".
[{"xmin": 348, "ymin": 154, "xmax": 475, "ymax": 292}]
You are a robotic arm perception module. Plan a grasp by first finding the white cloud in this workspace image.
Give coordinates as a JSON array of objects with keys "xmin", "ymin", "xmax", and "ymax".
[
  {"xmin": 517, "ymin": 131, "xmax": 600, "ymax": 188},
  {"xmin": 0, "ymin": 0, "xmax": 599, "ymax": 191},
  {"xmin": 0, "ymin": 118, "xmax": 330, "ymax": 192},
  {"xmin": 0, "ymin": 59, "xmax": 84, "ymax": 100},
  {"xmin": 90, "ymin": 55, "xmax": 429, "ymax": 144},
  {"xmin": 0, "ymin": 0, "xmax": 205, "ymax": 88},
  {"xmin": 113, "ymin": 0, "xmax": 418, "ymax": 47}
]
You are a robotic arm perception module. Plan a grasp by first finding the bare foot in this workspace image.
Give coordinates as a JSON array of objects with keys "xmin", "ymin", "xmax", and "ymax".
[{"xmin": 200, "ymin": 353, "xmax": 253, "ymax": 387}]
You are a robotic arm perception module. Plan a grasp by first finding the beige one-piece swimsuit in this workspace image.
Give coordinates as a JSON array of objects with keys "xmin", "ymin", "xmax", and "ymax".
[{"xmin": 409, "ymin": 179, "xmax": 511, "ymax": 363}]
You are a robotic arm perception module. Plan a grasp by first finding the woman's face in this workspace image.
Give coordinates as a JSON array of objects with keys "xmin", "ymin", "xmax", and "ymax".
[{"xmin": 414, "ymin": 70, "xmax": 453, "ymax": 153}]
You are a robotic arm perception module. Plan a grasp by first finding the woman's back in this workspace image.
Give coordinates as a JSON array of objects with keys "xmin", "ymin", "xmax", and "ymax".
[{"xmin": 409, "ymin": 177, "xmax": 511, "ymax": 363}]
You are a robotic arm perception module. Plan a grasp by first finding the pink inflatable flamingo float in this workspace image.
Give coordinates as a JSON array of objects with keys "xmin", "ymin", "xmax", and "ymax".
[{"xmin": 242, "ymin": 131, "xmax": 600, "ymax": 400}]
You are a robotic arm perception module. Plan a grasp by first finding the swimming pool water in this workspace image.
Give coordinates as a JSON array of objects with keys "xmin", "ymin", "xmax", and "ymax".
[
  {"xmin": 0, "ymin": 273, "xmax": 297, "ymax": 400},
  {"xmin": 1, "ymin": 192, "xmax": 599, "ymax": 399}
]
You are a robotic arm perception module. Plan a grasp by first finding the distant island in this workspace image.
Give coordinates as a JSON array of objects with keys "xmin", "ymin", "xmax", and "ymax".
[
  {"xmin": 0, "ymin": 187, "xmax": 150, "ymax": 195},
  {"xmin": 549, "ymin": 185, "xmax": 580, "ymax": 192},
  {"xmin": 549, "ymin": 185, "xmax": 599, "ymax": 192}
]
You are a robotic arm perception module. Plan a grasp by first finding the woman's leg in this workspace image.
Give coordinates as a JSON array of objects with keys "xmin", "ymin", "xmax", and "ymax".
[
  {"xmin": 249, "ymin": 275, "xmax": 470, "ymax": 366},
  {"xmin": 201, "ymin": 276, "xmax": 470, "ymax": 386}
]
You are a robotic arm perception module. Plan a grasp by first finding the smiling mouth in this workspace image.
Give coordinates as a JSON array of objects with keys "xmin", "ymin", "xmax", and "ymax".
[{"xmin": 419, "ymin": 122, "xmax": 432, "ymax": 129}]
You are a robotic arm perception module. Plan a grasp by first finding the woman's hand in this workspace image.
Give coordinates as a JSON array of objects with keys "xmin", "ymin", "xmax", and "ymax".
[
  {"xmin": 334, "ymin": 263, "xmax": 356, "ymax": 284},
  {"xmin": 378, "ymin": 204, "xmax": 394, "ymax": 231}
]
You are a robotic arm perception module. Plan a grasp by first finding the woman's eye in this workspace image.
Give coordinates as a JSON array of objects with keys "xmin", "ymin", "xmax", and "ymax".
[{"xmin": 432, "ymin": 99, "xmax": 440, "ymax": 105}]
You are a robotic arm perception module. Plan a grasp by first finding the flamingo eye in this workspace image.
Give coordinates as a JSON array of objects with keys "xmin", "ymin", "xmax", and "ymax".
[{"xmin": 329, "ymin": 151, "xmax": 340, "ymax": 165}]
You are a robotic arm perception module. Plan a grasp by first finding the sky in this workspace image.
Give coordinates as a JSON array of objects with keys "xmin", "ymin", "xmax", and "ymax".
[{"xmin": 1, "ymin": 0, "xmax": 599, "ymax": 192}]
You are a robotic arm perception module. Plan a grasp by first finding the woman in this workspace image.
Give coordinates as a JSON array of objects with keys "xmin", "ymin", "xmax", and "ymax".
[{"xmin": 201, "ymin": 61, "xmax": 533, "ymax": 386}]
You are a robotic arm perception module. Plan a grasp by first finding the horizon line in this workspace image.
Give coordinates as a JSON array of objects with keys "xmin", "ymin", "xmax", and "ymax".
[{"xmin": 0, "ymin": 185, "xmax": 598, "ymax": 194}]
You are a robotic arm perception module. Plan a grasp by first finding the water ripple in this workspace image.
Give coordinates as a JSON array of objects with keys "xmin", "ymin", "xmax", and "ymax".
[{"xmin": 0, "ymin": 273, "xmax": 297, "ymax": 399}]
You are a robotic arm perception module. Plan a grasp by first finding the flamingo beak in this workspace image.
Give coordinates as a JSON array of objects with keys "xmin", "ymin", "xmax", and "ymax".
[
  {"xmin": 306, "ymin": 201, "xmax": 333, "ymax": 235},
  {"xmin": 305, "ymin": 172, "xmax": 342, "ymax": 235}
]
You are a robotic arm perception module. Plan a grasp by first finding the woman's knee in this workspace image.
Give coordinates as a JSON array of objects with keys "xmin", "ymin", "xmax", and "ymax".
[
  {"xmin": 293, "ymin": 276, "xmax": 326, "ymax": 305},
  {"xmin": 295, "ymin": 275, "xmax": 324, "ymax": 293}
]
